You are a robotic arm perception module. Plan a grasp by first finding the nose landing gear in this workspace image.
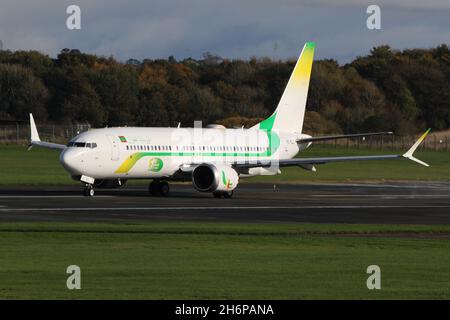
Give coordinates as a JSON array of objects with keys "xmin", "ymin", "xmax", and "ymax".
[
  {"xmin": 83, "ymin": 184, "xmax": 95, "ymax": 197},
  {"xmin": 80, "ymin": 175, "xmax": 96, "ymax": 197},
  {"xmin": 148, "ymin": 180, "xmax": 170, "ymax": 196}
]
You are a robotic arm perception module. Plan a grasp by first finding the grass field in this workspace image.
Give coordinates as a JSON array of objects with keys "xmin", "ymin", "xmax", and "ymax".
[
  {"xmin": 1, "ymin": 145, "xmax": 448, "ymax": 299},
  {"xmin": 0, "ymin": 144, "xmax": 449, "ymax": 185},
  {"xmin": 0, "ymin": 222, "xmax": 449, "ymax": 299}
]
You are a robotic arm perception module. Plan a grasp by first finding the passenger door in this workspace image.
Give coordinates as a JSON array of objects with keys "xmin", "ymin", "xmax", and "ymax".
[{"xmin": 107, "ymin": 135, "xmax": 120, "ymax": 161}]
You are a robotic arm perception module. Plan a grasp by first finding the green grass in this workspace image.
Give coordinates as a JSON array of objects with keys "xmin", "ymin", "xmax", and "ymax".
[
  {"xmin": 0, "ymin": 144, "xmax": 449, "ymax": 185},
  {"xmin": 0, "ymin": 222, "xmax": 449, "ymax": 299},
  {"xmin": 0, "ymin": 145, "xmax": 70, "ymax": 185}
]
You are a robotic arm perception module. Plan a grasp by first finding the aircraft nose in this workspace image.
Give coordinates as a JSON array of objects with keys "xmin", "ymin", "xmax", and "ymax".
[{"xmin": 60, "ymin": 149, "xmax": 84, "ymax": 174}]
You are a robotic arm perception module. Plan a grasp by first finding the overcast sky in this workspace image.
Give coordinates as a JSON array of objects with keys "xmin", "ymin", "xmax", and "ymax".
[{"xmin": 0, "ymin": 0, "xmax": 449, "ymax": 63}]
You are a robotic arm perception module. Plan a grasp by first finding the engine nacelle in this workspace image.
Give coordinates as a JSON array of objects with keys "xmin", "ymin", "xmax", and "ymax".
[
  {"xmin": 192, "ymin": 164, "xmax": 239, "ymax": 192},
  {"xmin": 93, "ymin": 179, "xmax": 127, "ymax": 189}
]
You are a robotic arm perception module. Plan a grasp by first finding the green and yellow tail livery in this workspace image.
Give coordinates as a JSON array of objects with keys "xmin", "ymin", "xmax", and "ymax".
[{"xmin": 253, "ymin": 42, "xmax": 315, "ymax": 134}]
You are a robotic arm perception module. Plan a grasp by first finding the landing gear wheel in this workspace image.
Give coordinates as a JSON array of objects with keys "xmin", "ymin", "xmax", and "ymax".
[
  {"xmin": 148, "ymin": 180, "xmax": 159, "ymax": 196},
  {"xmin": 223, "ymin": 191, "xmax": 233, "ymax": 199},
  {"xmin": 159, "ymin": 181, "xmax": 170, "ymax": 196},
  {"xmin": 149, "ymin": 180, "xmax": 170, "ymax": 196},
  {"xmin": 213, "ymin": 191, "xmax": 233, "ymax": 198},
  {"xmin": 84, "ymin": 185, "xmax": 95, "ymax": 197}
]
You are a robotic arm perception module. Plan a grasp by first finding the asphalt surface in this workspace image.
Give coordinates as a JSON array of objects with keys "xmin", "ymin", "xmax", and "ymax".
[{"xmin": 0, "ymin": 182, "xmax": 449, "ymax": 224}]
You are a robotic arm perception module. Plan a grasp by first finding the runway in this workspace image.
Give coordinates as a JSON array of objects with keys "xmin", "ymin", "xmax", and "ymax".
[{"xmin": 0, "ymin": 182, "xmax": 449, "ymax": 224}]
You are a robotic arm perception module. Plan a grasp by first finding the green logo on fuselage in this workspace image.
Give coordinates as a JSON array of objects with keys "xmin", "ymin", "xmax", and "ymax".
[{"xmin": 149, "ymin": 158, "xmax": 163, "ymax": 172}]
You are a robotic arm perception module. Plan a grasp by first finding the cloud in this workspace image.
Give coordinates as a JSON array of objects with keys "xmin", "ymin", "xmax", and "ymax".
[
  {"xmin": 301, "ymin": 0, "xmax": 450, "ymax": 10},
  {"xmin": 0, "ymin": 0, "xmax": 448, "ymax": 63}
]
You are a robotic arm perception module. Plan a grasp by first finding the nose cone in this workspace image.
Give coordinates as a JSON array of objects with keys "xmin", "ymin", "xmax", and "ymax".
[{"xmin": 60, "ymin": 149, "xmax": 84, "ymax": 175}]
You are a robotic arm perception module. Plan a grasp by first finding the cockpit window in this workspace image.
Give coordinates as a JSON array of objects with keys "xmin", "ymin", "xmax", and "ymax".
[
  {"xmin": 67, "ymin": 142, "xmax": 85, "ymax": 147},
  {"xmin": 86, "ymin": 143, "xmax": 97, "ymax": 149},
  {"xmin": 67, "ymin": 142, "xmax": 97, "ymax": 148}
]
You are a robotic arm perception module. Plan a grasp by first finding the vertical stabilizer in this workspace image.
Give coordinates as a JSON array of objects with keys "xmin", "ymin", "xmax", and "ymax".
[{"xmin": 253, "ymin": 42, "xmax": 315, "ymax": 134}]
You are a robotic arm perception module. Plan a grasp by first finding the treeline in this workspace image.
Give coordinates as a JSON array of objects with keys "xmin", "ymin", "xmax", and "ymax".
[{"xmin": 0, "ymin": 45, "xmax": 449, "ymax": 135}]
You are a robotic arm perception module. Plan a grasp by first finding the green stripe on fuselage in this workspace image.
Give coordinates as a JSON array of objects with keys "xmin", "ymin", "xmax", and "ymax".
[
  {"xmin": 114, "ymin": 148, "xmax": 274, "ymax": 174},
  {"xmin": 115, "ymin": 114, "xmax": 280, "ymax": 174}
]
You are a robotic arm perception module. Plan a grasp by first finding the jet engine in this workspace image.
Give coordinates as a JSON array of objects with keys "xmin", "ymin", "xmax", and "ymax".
[{"xmin": 192, "ymin": 164, "xmax": 238, "ymax": 192}]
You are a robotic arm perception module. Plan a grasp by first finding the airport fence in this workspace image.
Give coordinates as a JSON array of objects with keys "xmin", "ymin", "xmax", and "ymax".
[
  {"xmin": 0, "ymin": 124, "xmax": 90, "ymax": 145},
  {"xmin": 0, "ymin": 123, "xmax": 449, "ymax": 152}
]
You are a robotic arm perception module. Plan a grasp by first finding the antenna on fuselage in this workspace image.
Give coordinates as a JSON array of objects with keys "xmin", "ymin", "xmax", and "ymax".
[{"xmin": 177, "ymin": 122, "xmax": 181, "ymax": 128}]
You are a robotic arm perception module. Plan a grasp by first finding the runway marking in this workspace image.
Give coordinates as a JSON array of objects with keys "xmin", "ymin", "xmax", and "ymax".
[
  {"xmin": 310, "ymin": 194, "xmax": 450, "ymax": 198},
  {"xmin": 0, "ymin": 196, "xmax": 114, "ymax": 199},
  {"xmin": 300, "ymin": 183, "xmax": 450, "ymax": 189},
  {"xmin": 0, "ymin": 194, "xmax": 448, "ymax": 200},
  {"xmin": 1, "ymin": 205, "xmax": 450, "ymax": 212}
]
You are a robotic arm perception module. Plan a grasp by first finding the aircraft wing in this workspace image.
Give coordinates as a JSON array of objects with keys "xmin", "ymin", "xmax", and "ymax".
[
  {"xmin": 235, "ymin": 154, "xmax": 400, "ymax": 169},
  {"xmin": 235, "ymin": 129, "xmax": 430, "ymax": 169},
  {"xmin": 28, "ymin": 114, "xmax": 66, "ymax": 151},
  {"xmin": 297, "ymin": 131, "xmax": 393, "ymax": 143},
  {"xmin": 28, "ymin": 140, "xmax": 66, "ymax": 151}
]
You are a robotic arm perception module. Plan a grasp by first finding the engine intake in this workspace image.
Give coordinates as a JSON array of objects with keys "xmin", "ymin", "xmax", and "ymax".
[{"xmin": 192, "ymin": 164, "xmax": 238, "ymax": 192}]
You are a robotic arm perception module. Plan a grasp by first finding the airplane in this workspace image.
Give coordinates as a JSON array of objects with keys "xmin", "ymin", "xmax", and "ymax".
[{"xmin": 28, "ymin": 42, "xmax": 430, "ymax": 198}]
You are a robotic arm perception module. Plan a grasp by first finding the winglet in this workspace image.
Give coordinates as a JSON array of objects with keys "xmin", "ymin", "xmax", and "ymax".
[
  {"xmin": 30, "ymin": 113, "xmax": 40, "ymax": 142},
  {"xmin": 402, "ymin": 129, "xmax": 431, "ymax": 167}
]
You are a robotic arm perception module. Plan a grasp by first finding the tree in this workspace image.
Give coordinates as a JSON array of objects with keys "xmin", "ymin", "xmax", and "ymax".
[
  {"xmin": 92, "ymin": 65, "xmax": 139, "ymax": 126},
  {"xmin": 0, "ymin": 45, "xmax": 448, "ymax": 135},
  {"xmin": 0, "ymin": 64, "xmax": 48, "ymax": 120}
]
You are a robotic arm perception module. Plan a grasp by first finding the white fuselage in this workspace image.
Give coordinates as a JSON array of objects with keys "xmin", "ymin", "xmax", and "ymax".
[{"xmin": 59, "ymin": 127, "xmax": 311, "ymax": 180}]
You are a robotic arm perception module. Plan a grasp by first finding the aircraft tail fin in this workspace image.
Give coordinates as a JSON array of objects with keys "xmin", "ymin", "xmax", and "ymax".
[{"xmin": 252, "ymin": 42, "xmax": 315, "ymax": 134}]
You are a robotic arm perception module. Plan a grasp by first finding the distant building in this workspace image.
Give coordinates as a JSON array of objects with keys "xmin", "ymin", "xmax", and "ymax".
[
  {"xmin": 0, "ymin": 40, "xmax": 3, "ymax": 50},
  {"xmin": 183, "ymin": 57, "xmax": 200, "ymax": 66}
]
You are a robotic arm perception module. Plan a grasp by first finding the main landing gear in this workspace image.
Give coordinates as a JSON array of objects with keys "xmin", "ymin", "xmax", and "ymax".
[
  {"xmin": 148, "ymin": 180, "xmax": 170, "ymax": 196},
  {"xmin": 213, "ymin": 191, "xmax": 233, "ymax": 199},
  {"xmin": 83, "ymin": 184, "xmax": 95, "ymax": 197}
]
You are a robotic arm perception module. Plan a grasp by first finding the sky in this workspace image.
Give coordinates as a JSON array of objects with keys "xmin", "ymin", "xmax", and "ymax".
[{"xmin": 0, "ymin": 0, "xmax": 449, "ymax": 63}]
